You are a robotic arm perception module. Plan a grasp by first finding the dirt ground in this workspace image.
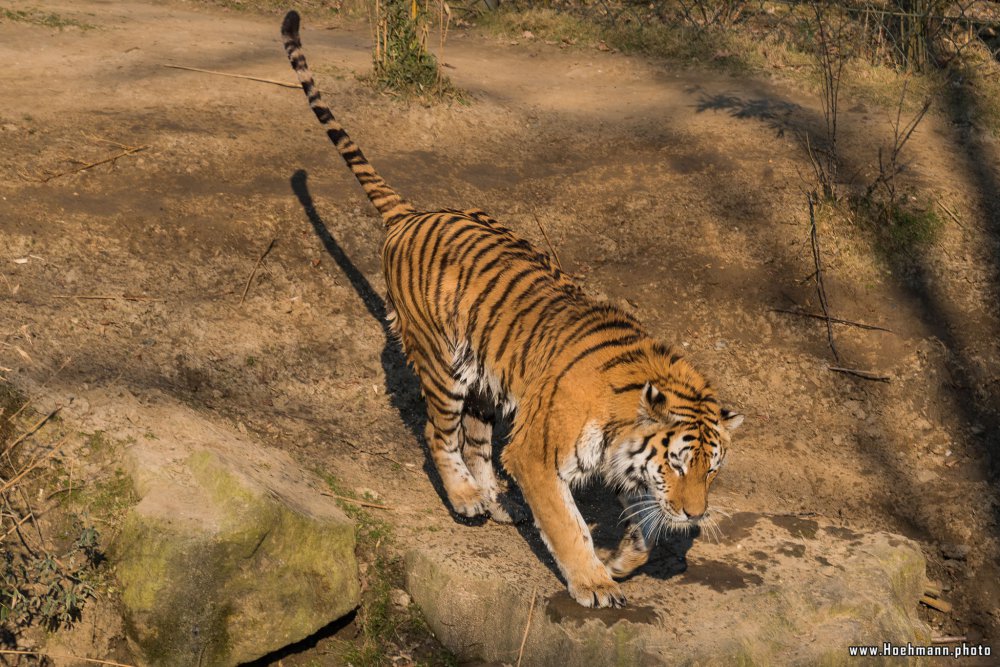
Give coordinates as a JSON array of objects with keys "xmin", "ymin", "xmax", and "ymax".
[{"xmin": 2, "ymin": 0, "xmax": 999, "ymax": 660}]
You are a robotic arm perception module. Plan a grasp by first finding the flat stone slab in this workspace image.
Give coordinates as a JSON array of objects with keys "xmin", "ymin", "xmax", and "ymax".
[{"xmin": 405, "ymin": 509, "xmax": 931, "ymax": 666}]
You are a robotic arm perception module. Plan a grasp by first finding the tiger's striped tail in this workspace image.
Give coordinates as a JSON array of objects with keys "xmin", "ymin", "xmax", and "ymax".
[{"xmin": 281, "ymin": 11, "xmax": 415, "ymax": 224}]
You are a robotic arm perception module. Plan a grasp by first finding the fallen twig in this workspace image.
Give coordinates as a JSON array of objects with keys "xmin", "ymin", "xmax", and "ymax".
[
  {"xmin": 4, "ymin": 357, "xmax": 71, "ymax": 423},
  {"xmin": 24, "ymin": 145, "xmax": 148, "ymax": 183},
  {"xmin": 0, "ymin": 511, "xmax": 35, "ymax": 541},
  {"xmin": 0, "ymin": 437, "xmax": 68, "ymax": 495},
  {"xmin": 516, "ymin": 586, "xmax": 538, "ymax": 667},
  {"xmin": 808, "ymin": 195, "xmax": 839, "ymax": 363},
  {"xmin": 240, "ymin": 238, "xmax": 277, "ymax": 305},
  {"xmin": 0, "ymin": 650, "xmax": 136, "ymax": 667},
  {"xmin": 1, "ymin": 406, "xmax": 61, "ymax": 459},
  {"xmin": 919, "ymin": 594, "xmax": 953, "ymax": 613},
  {"xmin": 54, "ymin": 294, "xmax": 163, "ymax": 301},
  {"xmin": 162, "ymin": 64, "xmax": 320, "ymax": 92},
  {"xmin": 770, "ymin": 308, "xmax": 893, "ymax": 333},
  {"xmin": 931, "ymin": 635, "xmax": 967, "ymax": 644},
  {"xmin": 936, "ymin": 199, "xmax": 965, "ymax": 229},
  {"xmin": 532, "ymin": 213, "xmax": 562, "ymax": 272},
  {"xmin": 828, "ymin": 367, "xmax": 891, "ymax": 383},
  {"xmin": 320, "ymin": 491, "xmax": 391, "ymax": 510}
]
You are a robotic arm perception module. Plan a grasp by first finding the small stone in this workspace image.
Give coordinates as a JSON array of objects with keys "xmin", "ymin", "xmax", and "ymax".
[
  {"xmin": 941, "ymin": 543, "xmax": 970, "ymax": 560},
  {"xmin": 390, "ymin": 588, "xmax": 411, "ymax": 608}
]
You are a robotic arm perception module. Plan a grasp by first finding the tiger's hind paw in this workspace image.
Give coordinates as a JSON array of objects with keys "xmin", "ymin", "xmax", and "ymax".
[{"xmin": 486, "ymin": 496, "xmax": 528, "ymax": 525}]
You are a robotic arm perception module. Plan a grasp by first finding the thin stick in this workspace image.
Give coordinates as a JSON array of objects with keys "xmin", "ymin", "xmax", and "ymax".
[
  {"xmin": 532, "ymin": 213, "xmax": 563, "ymax": 271},
  {"xmin": 808, "ymin": 196, "xmax": 840, "ymax": 363},
  {"xmin": 1, "ymin": 406, "xmax": 61, "ymax": 459},
  {"xmin": 53, "ymin": 294, "xmax": 163, "ymax": 301},
  {"xmin": 0, "ymin": 511, "xmax": 34, "ymax": 541},
  {"xmin": 770, "ymin": 308, "xmax": 893, "ymax": 333},
  {"xmin": 320, "ymin": 492, "xmax": 391, "ymax": 510},
  {"xmin": 828, "ymin": 367, "xmax": 891, "ymax": 383},
  {"xmin": 919, "ymin": 594, "xmax": 953, "ymax": 613},
  {"xmin": 162, "ymin": 64, "xmax": 319, "ymax": 92},
  {"xmin": 0, "ymin": 650, "xmax": 137, "ymax": 667},
  {"xmin": 4, "ymin": 357, "xmax": 72, "ymax": 423},
  {"xmin": 27, "ymin": 146, "xmax": 148, "ymax": 183},
  {"xmin": 240, "ymin": 238, "xmax": 277, "ymax": 305},
  {"xmin": 0, "ymin": 437, "xmax": 68, "ymax": 495},
  {"xmin": 931, "ymin": 635, "xmax": 967, "ymax": 644},
  {"xmin": 516, "ymin": 586, "xmax": 538, "ymax": 667},
  {"xmin": 936, "ymin": 199, "xmax": 965, "ymax": 229}
]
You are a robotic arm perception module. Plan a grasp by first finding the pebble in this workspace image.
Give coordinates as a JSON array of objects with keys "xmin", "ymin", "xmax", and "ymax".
[
  {"xmin": 390, "ymin": 588, "xmax": 411, "ymax": 608},
  {"xmin": 941, "ymin": 543, "xmax": 970, "ymax": 561}
]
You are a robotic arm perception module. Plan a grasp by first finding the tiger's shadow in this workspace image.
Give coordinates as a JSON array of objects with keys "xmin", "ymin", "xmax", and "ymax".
[{"xmin": 290, "ymin": 169, "xmax": 694, "ymax": 585}]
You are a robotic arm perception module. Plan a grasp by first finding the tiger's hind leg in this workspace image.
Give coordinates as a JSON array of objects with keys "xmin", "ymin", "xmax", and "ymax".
[
  {"xmin": 460, "ymin": 394, "xmax": 516, "ymax": 523},
  {"xmin": 407, "ymin": 344, "xmax": 488, "ymax": 518}
]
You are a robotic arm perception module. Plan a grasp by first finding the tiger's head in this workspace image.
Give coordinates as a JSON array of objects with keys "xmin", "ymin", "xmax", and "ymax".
[{"xmin": 608, "ymin": 382, "xmax": 743, "ymax": 535}]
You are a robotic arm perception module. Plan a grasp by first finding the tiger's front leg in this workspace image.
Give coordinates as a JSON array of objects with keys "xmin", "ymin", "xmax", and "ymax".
[{"xmin": 502, "ymin": 441, "xmax": 626, "ymax": 608}]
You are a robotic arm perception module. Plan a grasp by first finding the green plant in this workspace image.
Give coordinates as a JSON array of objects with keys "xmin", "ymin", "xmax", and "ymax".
[
  {"xmin": 318, "ymin": 472, "xmax": 456, "ymax": 665},
  {"xmin": 0, "ymin": 525, "xmax": 102, "ymax": 632},
  {"xmin": 367, "ymin": 0, "xmax": 456, "ymax": 97},
  {"xmin": 0, "ymin": 7, "xmax": 93, "ymax": 29}
]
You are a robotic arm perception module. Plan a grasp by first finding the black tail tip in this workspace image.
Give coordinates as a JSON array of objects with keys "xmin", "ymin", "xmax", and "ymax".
[{"xmin": 282, "ymin": 10, "xmax": 301, "ymax": 37}]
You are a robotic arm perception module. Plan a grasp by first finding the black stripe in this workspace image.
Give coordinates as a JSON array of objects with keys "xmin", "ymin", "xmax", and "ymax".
[{"xmin": 612, "ymin": 382, "xmax": 647, "ymax": 394}]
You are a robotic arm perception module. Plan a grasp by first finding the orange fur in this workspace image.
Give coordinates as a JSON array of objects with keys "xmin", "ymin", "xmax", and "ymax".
[{"xmin": 282, "ymin": 12, "xmax": 743, "ymax": 608}]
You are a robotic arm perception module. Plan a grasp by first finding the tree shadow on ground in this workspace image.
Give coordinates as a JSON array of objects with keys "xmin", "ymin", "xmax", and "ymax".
[{"xmin": 697, "ymin": 80, "xmax": 1000, "ymax": 640}]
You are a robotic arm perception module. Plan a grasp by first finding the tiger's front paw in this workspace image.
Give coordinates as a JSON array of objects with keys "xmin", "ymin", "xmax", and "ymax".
[{"xmin": 569, "ymin": 578, "xmax": 627, "ymax": 608}]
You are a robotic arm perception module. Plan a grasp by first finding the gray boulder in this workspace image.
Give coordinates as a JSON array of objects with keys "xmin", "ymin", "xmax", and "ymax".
[{"xmin": 92, "ymin": 394, "xmax": 358, "ymax": 666}]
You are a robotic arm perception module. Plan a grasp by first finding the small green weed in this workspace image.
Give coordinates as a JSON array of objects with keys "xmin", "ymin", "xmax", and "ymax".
[
  {"xmin": 367, "ymin": 0, "xmax": 458, "ymax": 100},
  {"xmin": 0, "ymin": 7, "xmax": 93, "ymax": 29},
  {"xmin": 318, "ymin": 471, "xmax": 456, "ymax": 666},
  {"xmin": 0, "ymin": 523, "xmax": 103, "ymax": 632}
]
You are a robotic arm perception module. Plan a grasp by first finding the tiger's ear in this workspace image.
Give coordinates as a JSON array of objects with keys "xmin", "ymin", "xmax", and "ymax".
[
  {"xmin": 721, "ymin": 408, "xmax": 744, "ymax": 431},
  {"xmin": 638, "ymin": 382, "xmax": 669, "ymax": 422}
]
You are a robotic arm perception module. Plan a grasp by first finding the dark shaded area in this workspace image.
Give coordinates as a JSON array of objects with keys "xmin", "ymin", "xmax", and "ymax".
[
  {"xmin": 697, "ymin": 77, "xmax": 1000, "ymax": 641},
  {"xmin": 695, "ymin": 91, "xmax": 802, "ymax": 138},
  {"xmin": 239, "ymin": 610, "xmax": 356, "ymax": 666}
]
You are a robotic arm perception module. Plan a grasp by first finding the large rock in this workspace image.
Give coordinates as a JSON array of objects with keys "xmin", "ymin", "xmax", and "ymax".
[
  {"xmin": 405, "ymin": 511, "xmax": 931, "ymax": 666},
  {"xmin": 71, "ymin": 392, "xmax": 359, "ymax": 666}
]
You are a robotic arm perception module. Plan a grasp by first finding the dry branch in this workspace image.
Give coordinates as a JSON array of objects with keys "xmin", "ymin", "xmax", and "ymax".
[
  {"xmin": 161, "ymin": 64, "xmax": 322, "ymax": 93},
  {"xmin": 240, "ymin": 238, "xmax": 277, "ymax": 306},
  {"xmin": 920, "ymin": 594, "xmax": 953, "ymax": 613},
  {"xmin": 0, "ymin": 650, "xmax": 136, "ymax": 667},
  {"xmin": 829, "ymin": 366, "xmax": 891, "ymax": 383},
  {"xmin": 4, "ymin": 358, "xmax": 72, "ymax": 423},
  {"xmin": 0, "ymin": 437, "xmax": 68, "ymax": 495},
  {"xmin": 23, "ymin": 145, "xmax": 148, "ymax": 183},
  {"xmin": 532, "ymin": 213, "xmax": 562, "ymax": 272},
  {"xmin": 54, "ymin": 293, "xmax": 163, "ymax": 301},
  {"xmin": 319, "ymin": 491, "xmax": 392, "ymax": 510},
  {"xmin": 808, "ymin": 196, "xmax": 840, "ymax": 363},
  {"xmin": 1, "ymin": 406, "xmax": 61, "ymax": 459},
  {"xmin": 770, "ymin": 308, "xmax": 893, "ymax": 333},
  {"xmin": 516, "ymin": 586, "xmax": 538, "ymax": 667},
  {"xmin": 936, "ymin": 199, "xmax": 965, "ymax": 229}
]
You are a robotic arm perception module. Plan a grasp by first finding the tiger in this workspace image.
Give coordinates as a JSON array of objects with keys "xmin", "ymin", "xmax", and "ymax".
[{"xmin": 281, "ymin": 10, "xmax": 744, "ymax": 608}]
